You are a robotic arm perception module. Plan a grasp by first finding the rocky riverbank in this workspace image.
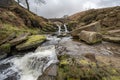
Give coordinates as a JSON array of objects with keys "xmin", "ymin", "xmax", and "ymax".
[{"xmin": 36, "ymin": 36, "xmax": 120, "ymax": 80}]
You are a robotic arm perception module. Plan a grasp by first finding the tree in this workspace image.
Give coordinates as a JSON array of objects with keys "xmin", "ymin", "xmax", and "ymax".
[
  {"xmin": 25, "ymin": 0, "xmax": 30, "ymax": 11},
  {"xmin": 17, "ymin": 0, "xmax": 20, "ymax": 4},
  {"xmin": 17, "ymin": 0, "xmax": 45, "ymax": 11}
]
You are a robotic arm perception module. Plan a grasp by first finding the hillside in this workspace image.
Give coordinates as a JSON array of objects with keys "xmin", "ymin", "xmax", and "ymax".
[
  {"xmin": 0, "ymin": 1, "xmax": 57, "ymax": 42},
  {"xmin": 69, "ymin": 6, "xmax": 120, "ymax": 31}
]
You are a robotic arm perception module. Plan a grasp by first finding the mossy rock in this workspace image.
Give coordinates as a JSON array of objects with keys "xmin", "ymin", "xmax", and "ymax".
[
  {"xmin": 16, "ymin": 35, "xmax": 46, "ymax": 51},
  {"xmin": 0, "ymin": 43, "xmax": 11, "ymax": 53}
]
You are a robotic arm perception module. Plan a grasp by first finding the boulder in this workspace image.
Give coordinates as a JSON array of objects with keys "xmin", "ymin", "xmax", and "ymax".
[
  {"xmin": 79, "ymin": 30, "xmax": 102, "ymax": 44},
  {"xmin": 0, "ymin": 43, "xmax": 11, "ymax": 53},
  {"xmin": 103, "ymin": 36, "xmax": 120, "ymax": 43},
  {"xmin": 9, "ymin": 33, "xmax": 30, "ymax": 46},
  {"xmin": 16, "ymin": 35, "xmax": 46, "ymax": 51},
  {"xmin": 71, "ymin": 21, "xmax": 101, "ymax": 37}
]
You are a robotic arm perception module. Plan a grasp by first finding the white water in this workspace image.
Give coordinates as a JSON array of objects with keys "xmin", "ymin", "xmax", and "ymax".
[
  {"xmin": 64, "ymin": 24, "xmax": 68, "ymax": 33},
  {"xmin": 57, "ymin": 24, "xmax": 62, "ymax": 35},
  {"xmin": 0, "ymin": 45, "xmax": 58, "ymax": 80},
  {"xmin": 57, "ymin": 24, "xmax": 69, "ymax": 35}
]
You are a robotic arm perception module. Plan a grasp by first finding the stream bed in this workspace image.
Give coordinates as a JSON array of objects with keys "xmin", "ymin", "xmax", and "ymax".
[{"xmin": 0, "ymin": 35, "xmax": 120, "ymax": 80}]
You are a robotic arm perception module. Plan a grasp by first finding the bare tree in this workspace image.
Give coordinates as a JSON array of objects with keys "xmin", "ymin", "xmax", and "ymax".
[
  {"xmin": 17, "ymin": 0, "xmax": 45, "ymax": 11},
  {"xmin": 25, "ymin": 0, "xmax": 30, "ymax": 11},
  {"xmin": 17, "ymin": 0, "xmax": 20, "ymax": 4}
]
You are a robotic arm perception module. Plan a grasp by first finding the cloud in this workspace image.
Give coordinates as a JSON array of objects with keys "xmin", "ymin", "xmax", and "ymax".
[{"xmin": 28, "ymin": 0, "xmax": 120, "ymax": 18}]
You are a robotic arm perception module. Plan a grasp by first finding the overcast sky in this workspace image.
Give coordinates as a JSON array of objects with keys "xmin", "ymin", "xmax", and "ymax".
[{"xmin": 28, "ymin": 0, "xmax": 120, "ymax": 18}]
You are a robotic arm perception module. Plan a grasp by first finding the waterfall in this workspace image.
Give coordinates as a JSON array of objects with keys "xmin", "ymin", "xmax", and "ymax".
[
  {"xmin": 57, "ymin": 24, "xmax": 61, "ymax": 35},
  {"xmin": 0, "ymin": 45, "xmax": 58, "ymax": 80},
  {"xmin": 64, "ymin": 24, "xmax": 68, "ymax": 33}
]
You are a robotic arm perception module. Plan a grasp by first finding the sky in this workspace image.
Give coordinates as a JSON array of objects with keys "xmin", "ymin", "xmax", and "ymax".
[{"xmin": 28, "ymin": 0, "xmax": 120, "ymax": 18}]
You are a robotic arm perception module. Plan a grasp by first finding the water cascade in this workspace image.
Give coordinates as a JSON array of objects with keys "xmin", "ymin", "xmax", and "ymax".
[
  {"xmin": 57, "ymin": 24, "xmax": 69, "ymax": 36},
  {"xmin": 0, "ymin": 45, "xmax": 58, "ymax": 80},
  {"xmin": 57, "ymin": 24, "xmax": 62, "ymax": 35},
  {"xmin": 64, "ymin": 24, "xmax": 68, "ymax": 33}
]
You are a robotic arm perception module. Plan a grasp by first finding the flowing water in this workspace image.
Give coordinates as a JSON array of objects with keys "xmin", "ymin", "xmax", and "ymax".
[
  {"xmin": 0, "ymin": 25, "xmax": 119, "ymax": 80},
  {"xmin": 57, "ymin": 24, "xmax": 69, "ymax": 35},
  {"xmin": 56, "ymin": 24, "xmax": 61, "ymax": 35},
  {"xmin": 0, "ymin": 24, "xmax": 70, "ymax": 80},
  {"xmin": 64, "ymin": 24, "xmax": 68, "ymax": 33},
  {"xmin": 0, "ymin": 45, "xmax": 58, "ymax": 80}
]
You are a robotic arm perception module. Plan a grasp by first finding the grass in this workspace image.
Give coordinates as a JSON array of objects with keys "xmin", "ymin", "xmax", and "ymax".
[
  {"xmin": 57, "ymin": 54, "xmax": 120, "ymax": 80},
  {"xmin": 0, "ymin": 43, "xmax": 11, "ymax": 53},
  {"xmin": 0, "ymin": 23, "xmax": 40, "ymax": 42},
  {"xmin": 3, "ymin": 24, "xmax": 40, "ymax": 35}
]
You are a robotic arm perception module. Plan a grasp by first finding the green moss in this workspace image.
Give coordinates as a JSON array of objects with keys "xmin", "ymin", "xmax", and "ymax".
[
  {"xmin": 60, "ymin": 60, "xmax": 69, "ymax": 65},
  {"xmin": 58, "ymin": 54, "xmax": 70, "ymax": 60},
  {"xmin": 0, "ymin": 43, "xmax": 11, "ymax": 53},
  {"xmin": 79, "ymin": 59, "xmax": 89, "ymax": 65},
  {"xmin": 110, "ymin": 76, "xmax": 120, "ymax": 80},
  {"xmin": 102, "ymin": 76, "xmax": 120, "ymax": 80},
  {"xmin": 16, "ymin": 35, "xmax": 46, "ymax": 50},
  {"xmin": 25, "ymin": 35, "xmax": 46, "ymax": 45}
]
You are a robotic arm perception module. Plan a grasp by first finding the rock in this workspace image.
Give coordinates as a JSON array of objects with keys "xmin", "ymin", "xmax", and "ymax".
[
  {"xmin": 79, "ymin": 30, "xmax": 102, "ymax": 44},
  {"xmin": 83, "ymin": 53, "xmax": 97, "ymax": 62},
  {"xmin": 46, "ymin": 65, "xmax": 57, "ymax": 76},
  {"xmin": 0, "ymin": 52, "xmax": 7, "ymax": 60},
  {"xmin": 38, "ymin": 64, "xmax": 58, "ymax": 77},
  {"xmin": 9, "ymin": 33, "xmax": 30, "ymax": 46},
  {"xmin": 0, "ymin": 33, "xmax": 16, "ymax": 45},
  {"xmin": 107, "ymin": 29, "xmax": 120, "ymax": 37},
  {"xmin": 57, "ymin": 33, "xmax": 69, "ymax": 37},
  {"xmin": 16, "ymin": 35, "xmax": 46, "ymax": 51},
  {"xmin": 71, "ymin": 21, "xmax": 101, "ymax": 37},
  {"xmin": 0, "ymin": 43, "xmax": 11, "ymax": 53},
  {"xmin": 103, "ymin": 36, "xmax": 120, "ymax": 43}
]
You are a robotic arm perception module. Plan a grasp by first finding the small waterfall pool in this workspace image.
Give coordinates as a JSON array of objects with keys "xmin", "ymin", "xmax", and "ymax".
[{"xmin": 0, "ymin": 45, "xmax": 58, "ymax": 80}]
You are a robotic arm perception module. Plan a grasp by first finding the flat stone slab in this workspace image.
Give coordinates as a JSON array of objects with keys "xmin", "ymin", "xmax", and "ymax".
[
  {"xmin": 9, "ymin": 33, "xmax": 30, "ymax": 46},
  {"xmin": 0, "ymin": 33, "xmax": 16, "ymax": 45},
  {"xmin": 103, "ymin": 36, "xmax": 120, "ymax": 43},
  {"xmin": 107, "ymin": 29, "xmax": 120, "ymax": 37},
  {"xmin": 71, "ymin": 21, "xmax": 101, "ymax": 37}
]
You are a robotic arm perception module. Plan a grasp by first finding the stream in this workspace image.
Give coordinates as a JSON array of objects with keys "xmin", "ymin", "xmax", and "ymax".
[
  {"xmin": 0, "ymin": 24, "xmax": 120, "ymax": 80},
  {"xmin": 0, "ymin": 24, "xmax": 68, "ymax": 80},
  {"xmin": 0, "ymin": 45, "xmax": 58, "ymax": 80}
]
